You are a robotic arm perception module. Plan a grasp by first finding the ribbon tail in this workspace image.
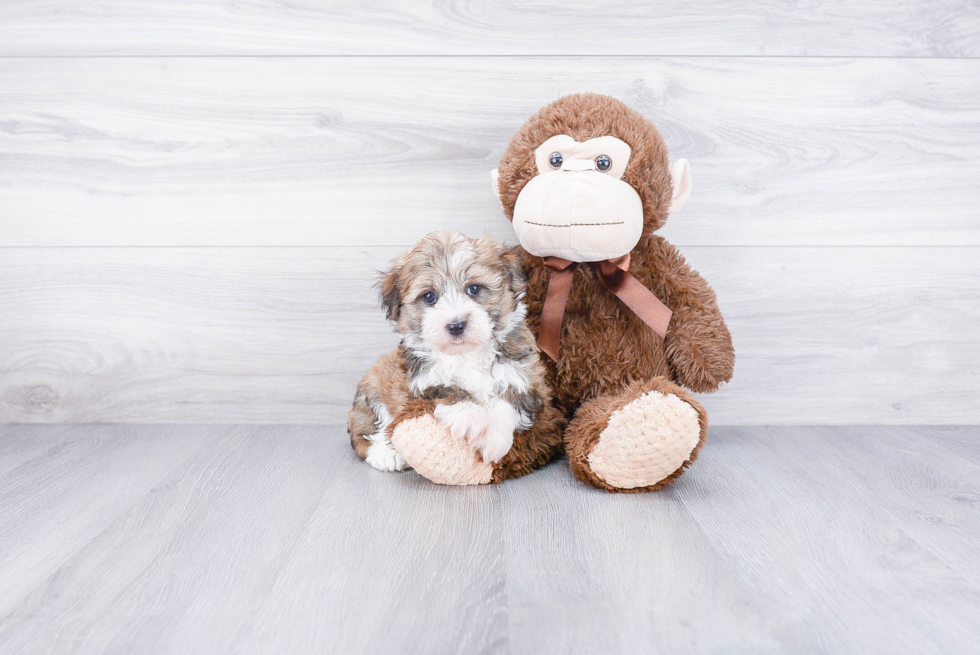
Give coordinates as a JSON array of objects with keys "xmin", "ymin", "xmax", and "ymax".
[
  {"xmin": 538, "ymin": 266, "xmax": 576, "ymax": 360},
  {"xmin": 595, "ymin": 266, "xmax": 672, "ymax": 339}
]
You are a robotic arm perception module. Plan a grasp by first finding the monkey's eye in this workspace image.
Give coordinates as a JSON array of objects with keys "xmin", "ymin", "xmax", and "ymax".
[
  {"xmin": 549, "ymin": 152, "xmax": 563, "ymax": 169},
  {"xmin": 595, "ymin": 155, "xmax": 612, "ymax": 172},
  {"xmin": 421, "ymin": 291, "xmax": 438, "ymax": 305},
  {"xmin": 465, "ymin": 284, "xmax": 482, "ymax": 298}
]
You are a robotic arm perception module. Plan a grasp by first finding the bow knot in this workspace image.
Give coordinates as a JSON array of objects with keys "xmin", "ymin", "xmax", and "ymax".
[{"xmin": 538, "ymin": 254, "xmax": 672, "ymax": 360}]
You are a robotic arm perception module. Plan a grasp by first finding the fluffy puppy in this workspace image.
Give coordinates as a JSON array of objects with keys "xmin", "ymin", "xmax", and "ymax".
[{"xmin": 349, "ymin": 231, "xmax": 549, "ymax": 472}]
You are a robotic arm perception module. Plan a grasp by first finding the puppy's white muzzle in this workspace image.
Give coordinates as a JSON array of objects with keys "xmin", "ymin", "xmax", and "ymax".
[{"xmin": 512, "ymin": 170, "xmax": 644, "ymax": 263}]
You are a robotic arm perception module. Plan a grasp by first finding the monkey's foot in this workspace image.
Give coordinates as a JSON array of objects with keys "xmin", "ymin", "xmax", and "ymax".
[
  {"xmin": 390, "ymin": 410, "xmax": 494, "ymax": 486},
  {"xmin": 565, "ymin": 378, "xmax": 707, "ymax": 492}
]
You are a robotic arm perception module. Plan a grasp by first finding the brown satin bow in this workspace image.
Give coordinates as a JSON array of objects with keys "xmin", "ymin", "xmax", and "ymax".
[{"xmin": 538, "ymin": 254, "xmax": 673, "ymax": 361}]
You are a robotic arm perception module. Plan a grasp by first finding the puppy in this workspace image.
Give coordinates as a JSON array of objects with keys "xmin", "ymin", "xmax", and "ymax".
[{"xmin": 348, "ymin": 231, "xmax": 549, "ymax": 472}]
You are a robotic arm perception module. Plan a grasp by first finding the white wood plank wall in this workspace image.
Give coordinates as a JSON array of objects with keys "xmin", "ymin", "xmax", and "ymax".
[{"xmin": 1, "ymin": 3, "xmax": 978, "ymax": 425}]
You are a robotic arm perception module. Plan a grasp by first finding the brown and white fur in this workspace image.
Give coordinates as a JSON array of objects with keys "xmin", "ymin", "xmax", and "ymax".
[{"xmin": 349, "ymin": 231, "xmax": 550, "ymax": 472}]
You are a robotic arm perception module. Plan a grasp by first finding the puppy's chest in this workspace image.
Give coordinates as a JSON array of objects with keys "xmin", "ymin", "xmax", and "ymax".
[{"xmin": 411, "ymin": 357, "xmax": 528, "ymax": 404}]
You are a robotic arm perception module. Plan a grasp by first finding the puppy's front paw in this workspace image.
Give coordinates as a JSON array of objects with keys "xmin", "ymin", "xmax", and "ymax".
[
  {"xmin": 434, "ymin": 402, "xmax": 490, "ymax": 444},
  {"xmin": 434, "ymin": 401, "xmax": 515, "ymax": 464},
  {"xmin": 364, "ymin": 440, "xmax": 410, "ymax": 472},
  {"xmin": 478, "ymin": 399, "xmax": 521, "ymax": 463},
  {"xmin": 467, "ymin": 426, "xmax": 513, "ymax": 464}
]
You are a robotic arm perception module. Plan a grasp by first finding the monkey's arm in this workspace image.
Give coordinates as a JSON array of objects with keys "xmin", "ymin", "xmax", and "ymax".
[{"xmin": 648, "ymin": 241, "xmax": 734, "ymax": 393}]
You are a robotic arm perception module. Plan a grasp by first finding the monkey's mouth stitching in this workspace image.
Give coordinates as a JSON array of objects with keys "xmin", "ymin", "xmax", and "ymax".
[{"xmin": 524, "ymin": 221, "xmax": 625, "ymax": 227}]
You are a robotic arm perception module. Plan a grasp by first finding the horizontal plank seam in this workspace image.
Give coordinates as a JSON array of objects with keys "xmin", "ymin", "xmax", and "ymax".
[
  {"xmin": 2, "ymin": 424, "xmax": 976, "ymax": 429},
  {"xmin": 2, "ymin": 245, "xmax": 979, "ymax": 250},
  {"xmin": 1, "ymin": 54, "xmax": 980, "ymax": 61}
]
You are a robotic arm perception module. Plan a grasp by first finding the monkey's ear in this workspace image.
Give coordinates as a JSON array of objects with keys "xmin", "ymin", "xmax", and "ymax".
[
  {"xmin": 377, "ymin": 257, "xmax": 403, "ymax": 322},
  {"xmin": 668, "ymin": 159, "xmax": 692, "ymax": 213},
  {"xmin": 490, "ymin": 169, "xmax": 501, "ymax": 202},
  {"xmin": 502, "ymin": 247, "xmax": 526, "ymax": 297}
]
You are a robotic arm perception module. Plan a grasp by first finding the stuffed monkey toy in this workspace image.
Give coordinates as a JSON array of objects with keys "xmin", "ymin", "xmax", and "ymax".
[{"xmin": 391, "ymin": 93, "xmax": 734, "ymax": 492}]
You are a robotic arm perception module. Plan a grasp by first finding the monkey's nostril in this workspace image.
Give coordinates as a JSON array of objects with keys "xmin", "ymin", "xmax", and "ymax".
[{"xmin": 447, "ymin": 321, "xmax": 467, "ymax": 337}]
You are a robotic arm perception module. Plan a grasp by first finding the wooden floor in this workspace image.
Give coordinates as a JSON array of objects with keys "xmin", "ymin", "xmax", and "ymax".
[{"xmin": 1, "ymin": 425, "xmax": 978, "ymax": 654}]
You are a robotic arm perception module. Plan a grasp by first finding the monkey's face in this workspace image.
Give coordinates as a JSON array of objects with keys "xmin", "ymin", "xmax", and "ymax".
[
  {"xmin": 492, "ymin": 93, "xmax": 694, "ymax": 263},
  {"xmin": 508, "ymin": 135, "xmax": 642, "ymax": 262}
]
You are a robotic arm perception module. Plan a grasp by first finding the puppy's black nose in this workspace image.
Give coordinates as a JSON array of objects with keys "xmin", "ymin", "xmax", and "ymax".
[{"xmin": 447, "ymin": 321, "xmax": 467, "ymax": 337}]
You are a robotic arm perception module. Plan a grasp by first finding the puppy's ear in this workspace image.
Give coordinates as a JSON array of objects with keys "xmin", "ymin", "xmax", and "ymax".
[
  {"xmin": 377, "ymin": 256, "xmax": 403, "ymax": 322},
  {"xmin": 502, "ymin": 247, "xmax": 526, "ymax": 297}
]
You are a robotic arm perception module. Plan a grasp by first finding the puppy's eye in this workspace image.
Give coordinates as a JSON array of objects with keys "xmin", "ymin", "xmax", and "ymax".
[
  {"xmin": 549, "ymin": 152, "xmax": 563, "ymax": 169},
  {"xmin": 465, "ymin": 284, "xmax": 482, "ymax": 298},
  {"xmin": 421, "ymin": 291, "xmax": 438, "ymax": 305},
  {"xmin": 595, "ymin": 155, "xmax": 612, "ymax": 172}
]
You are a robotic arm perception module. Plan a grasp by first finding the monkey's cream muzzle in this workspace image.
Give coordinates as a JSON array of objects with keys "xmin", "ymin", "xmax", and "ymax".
[
  {"xmin": 512, "ymin": 168, "xmax": 643, "ymax": 262},
  {"xmin": 509, "ymin": 135, "xmax": 642, "ymax": 262}
]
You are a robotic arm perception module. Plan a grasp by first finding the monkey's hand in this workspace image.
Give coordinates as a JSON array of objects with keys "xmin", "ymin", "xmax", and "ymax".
[
  {"xmin": 641, "ymin": 240, "xmax": 735, "ymax": 393},
  {"xmin": 664, "ymin": 305, "xmax": 734, "ymax": 393}
]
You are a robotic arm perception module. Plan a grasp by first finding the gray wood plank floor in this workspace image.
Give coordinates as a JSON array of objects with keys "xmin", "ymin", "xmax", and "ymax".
[{"xmin": 1, "ymin": 425, "xmax": 978, "ymax": 654}]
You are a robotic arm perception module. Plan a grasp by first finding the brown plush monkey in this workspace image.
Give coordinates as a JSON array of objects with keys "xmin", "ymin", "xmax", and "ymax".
[
  {"xmin": 492, "ymin": 93, "xmax": 734, "ymax": 492},
  {"xmin": 392, "ymin": 94, "xmax": 733, "ymax": 492}
]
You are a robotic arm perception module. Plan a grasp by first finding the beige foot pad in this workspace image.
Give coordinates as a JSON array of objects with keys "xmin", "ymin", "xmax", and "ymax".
[
  {"xmin": 588, "ymin": 391, "xmax": 701, "ymax": 489},
  {"xmin": 389, "ymin": 414, "xmax": 494, "ymax": 486}
]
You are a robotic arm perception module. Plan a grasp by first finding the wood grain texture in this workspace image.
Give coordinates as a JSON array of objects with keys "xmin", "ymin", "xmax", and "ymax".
[
  {"xmin": 1, "ymin": 1, "xmax": 979, "ymax": 57},
  {"xmin": 2, "ymin": 424, "xmax": 980, "ymax": 654},
  {"xmin": 0, "ymin": 425, "xmax": 506, "ymax": 654},
  {"xmin": 924, "ymin": 425, "xmax": 980, "ymax": 467},
  {"xmin": 0, "ymin": 424, "xmax": 212, "ymax": 617},
  {"xmin": 1, "ymin": 246, "xmax": 977, "ymax": 425},
  {"xmin": 679, "ymin": 426, "xmax": 980, "ymax": 654},
  {"xmin": 0, "ymin": 424, "xmax": 77, "ymax": 477},
  {"xmin": 2, "ymin": 57, "xmax": 979, "ymax": 247},
  {"xmin": 498, "ymin": 454, "xmax": 784, "ymax": 653}
]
